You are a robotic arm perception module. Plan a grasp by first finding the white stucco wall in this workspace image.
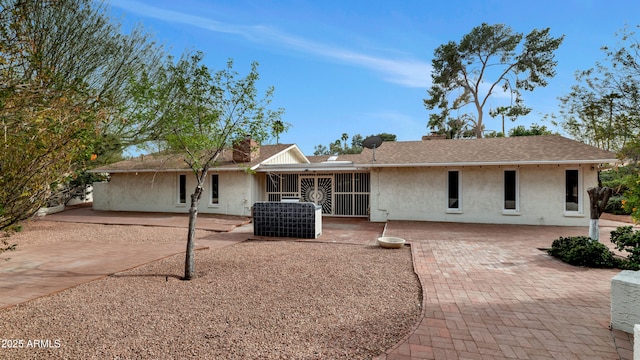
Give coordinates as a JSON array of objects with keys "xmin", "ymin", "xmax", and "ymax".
[
  {"xmin": 611, "ymin": 270, "xmax": 640, "ymax": 334},
  {"xmin": 94, "ymin": 163, "xmax": 600, "ymax": 225},
  {"xmin": 93, "ymin": 171, "xmax": 254, "ymax": 216},
  {"xmin": 369, "ymin": 164, "xmax": 597, "ymax": 226}
]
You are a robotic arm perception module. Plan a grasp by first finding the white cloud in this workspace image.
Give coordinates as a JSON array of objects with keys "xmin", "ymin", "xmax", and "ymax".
[{"xmin": 110, "ymin": 0, "xmax": 431, "ymax": 88}]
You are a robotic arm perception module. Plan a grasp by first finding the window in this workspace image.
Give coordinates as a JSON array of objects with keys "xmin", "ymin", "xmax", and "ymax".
[
  {"xmin": 447, "ymin": 170, "xmax": 460, "ymax": 210},
  {"xmin": 565, "ymin": 169, "xmax": 580, "ymax": 212},
  {"xmin": 504, "ymin": 170, "xmax": 518, "ymax": 211},
  {"xmin": 178, "ymin": 174, "xmax": 186, "ymax": 204},
  {"xmin": 211, "ymin": 174, "xmax": 219, "ymax": 205}
]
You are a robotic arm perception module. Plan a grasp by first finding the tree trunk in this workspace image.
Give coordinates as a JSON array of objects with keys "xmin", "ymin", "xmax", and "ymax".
[
  {"xmin": 587, "ymin": 186, "xmax": 612, "ymax": 241},
  {"xmin": 183, "ymin": 185, "xmax": 203, "ymax": 280},
  {"xmin": 475, "ymin": 104, "xmax": 484, "ymax": 138},
  {"xmin": 589, "ymin": 219, "xmax": 599, "ymax": 241}
]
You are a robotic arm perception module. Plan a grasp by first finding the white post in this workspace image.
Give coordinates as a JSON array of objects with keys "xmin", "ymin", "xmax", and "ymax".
[
  {"xmin": 635, "ymin": 324, "xmax": 639, "ymax": 360},
  {"xmin": 589, "ymin": 219, "xmax": 599, "ymax": 241}
]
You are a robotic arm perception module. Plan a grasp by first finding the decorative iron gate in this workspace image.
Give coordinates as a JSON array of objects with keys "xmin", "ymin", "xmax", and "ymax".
[
  {"xmin": 265, "ymin": 172, "xmax": 369, "ymax": 216},
  {"xmin": 300, "ymin": 176, "xmax": 332, "ymax": 214}
]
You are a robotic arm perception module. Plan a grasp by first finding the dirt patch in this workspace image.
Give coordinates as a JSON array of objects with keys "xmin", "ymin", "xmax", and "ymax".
[{"xmin": 0, "ymin": 240, "xmax": 421, "ymax": 359}]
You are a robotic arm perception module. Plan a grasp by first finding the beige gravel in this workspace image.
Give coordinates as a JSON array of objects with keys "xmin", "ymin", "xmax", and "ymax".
[{"xmin": 0, "ymin": 223, "xmax": 421, "ymax": 359}]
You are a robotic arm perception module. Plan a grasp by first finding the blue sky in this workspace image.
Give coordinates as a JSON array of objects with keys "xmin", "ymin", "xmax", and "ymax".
[{"xmin": 110, "ymin": 0, "xmax": 639, "ymax": 155}]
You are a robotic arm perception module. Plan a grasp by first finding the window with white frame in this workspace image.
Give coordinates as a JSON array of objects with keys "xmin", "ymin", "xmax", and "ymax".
[
  {"xmin": 447, "ymin": 170, "xmax": 461, "ymax": 211},
  {"xmin": 178, "ymin": 174, "xmax": 187, "ymax": 205},
  {"xmin": 565, "ymin": 169, "xmax": 580, "ymax": 212},
  {"xmin": 503, "ymin": 169, "xmax": 518, "ymax": 212},
  {"xmin": 210, "ymin": 174, "xmax": 219, "ymax": 205}
]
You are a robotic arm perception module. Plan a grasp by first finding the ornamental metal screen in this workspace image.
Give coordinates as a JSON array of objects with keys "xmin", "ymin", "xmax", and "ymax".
[{"xmin": 265, "ymin": 172, "xmax": 369, "ymax": 216}]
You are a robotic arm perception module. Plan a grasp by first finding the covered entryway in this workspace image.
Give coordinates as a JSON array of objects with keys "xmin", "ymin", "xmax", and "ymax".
[{"xmin": 265, "ymin": 172, "xmax": 370, "ymax": 217}]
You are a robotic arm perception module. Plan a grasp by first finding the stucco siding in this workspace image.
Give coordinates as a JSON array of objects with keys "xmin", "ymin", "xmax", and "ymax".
[
  {"xmin": 208, "ymin": 171, "xmax": 253, "ymax": 216},
  {"xmin": 93, "ymin": 172, "xmax": 175, "ymax": 212},
  {"xmin": 93, "ymin": 171, "xmax": 253, "ymax": 216},
  {"xmin": 369, "ymin": 165, "xmax": 597, "ymax": 226}
]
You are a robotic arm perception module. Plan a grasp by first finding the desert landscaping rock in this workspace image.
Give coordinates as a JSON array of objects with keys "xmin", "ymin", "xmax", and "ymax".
[{"xmin": 0, "ymin": 223, "xmax": 421, "ymax": 359}]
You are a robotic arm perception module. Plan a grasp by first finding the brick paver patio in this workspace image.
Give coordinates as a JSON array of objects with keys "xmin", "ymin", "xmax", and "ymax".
[{"xmin": 379, "ymin": 221, "xmax": 635, "ymax": 360}]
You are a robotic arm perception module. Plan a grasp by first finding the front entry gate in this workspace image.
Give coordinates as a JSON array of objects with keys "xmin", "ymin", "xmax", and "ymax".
[
  {"xmin": 265, "ymin": 172, "xmax": 370, "ymax": 217},
  {"xmin": 300, "ymin": 176, "xmax": 332, "ymax": 214}
]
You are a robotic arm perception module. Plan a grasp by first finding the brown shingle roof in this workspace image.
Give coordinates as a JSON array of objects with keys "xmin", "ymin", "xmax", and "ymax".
[
  {"xmin": 93, "ymin": 136, "xmax": 617, "ymax": 173},
  {"xmin": 91, "ymin": 144, "xmax": 295, "ymax": 172},
  {"xmin": 349, "ymin": 135, "xmax": 617, "ymax": 166}
]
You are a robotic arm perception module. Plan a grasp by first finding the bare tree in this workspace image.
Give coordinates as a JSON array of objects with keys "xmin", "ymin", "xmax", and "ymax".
[{"xmin": 127, "ymin": 54, "xmax": 284, "ymax": 280}]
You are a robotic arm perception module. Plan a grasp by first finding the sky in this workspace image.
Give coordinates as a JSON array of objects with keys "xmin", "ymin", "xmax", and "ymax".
[{"xmin": 109, "ymin": 0, "xmax": 640, "ymax": 155}]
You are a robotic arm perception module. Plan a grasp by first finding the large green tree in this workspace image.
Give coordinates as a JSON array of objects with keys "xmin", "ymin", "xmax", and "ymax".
[
  {"xmin": 575, "ymin": 25, "xmax": 640, "ymax": 222},
  {"xmin": 559, "ymin": 25, "xmax": 640, "ymax": 153},
  {"xmin": 0, "ymin": 0, "xmax": 163, "ymax": 243},
  {"xmin": 425, "ymin": 23, "xmax": 564, "ymax": 138},
  {"xmin": 127, "ymin": 53, "xmax": 284, "ymax": 280}
]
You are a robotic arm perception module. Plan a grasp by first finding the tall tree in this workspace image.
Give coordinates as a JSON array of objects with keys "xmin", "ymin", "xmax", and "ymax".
[
  {"xmin": 427, "ymin": 114, "xmax": 476, "ymax": 139},
  {"xmin": 559, "ymin": 25, "xmax": 640, "ymax": 152},
  {"xmin": 560, "ymin": 90, "xmax": 632, "ymax": 151},
  {"xmin": 127, "ymin": 53, "xmax": 284, "ymax": 280},
  {"xmin": 580, "ymin": 25, "xmax": 640, "ymax": 223},
  {"xmin": 489, "ymin": 106, "xmax": 521, "ymax": 136},
  {"xmin": 424, "ymin": 23, "xmax": 564, "ymax": 138},
  {"xmin": 271, "ymin": 120, "xmax": 291, "ymax": 144},
  {"xmin": 0, "ymin": 0, "xmax": 162, "ymax": 237}
]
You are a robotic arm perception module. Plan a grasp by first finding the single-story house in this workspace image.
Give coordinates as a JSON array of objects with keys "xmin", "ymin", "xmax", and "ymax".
[{"xmin": 89, "ymin": 135, "xmax": 618, "ymax": 226}]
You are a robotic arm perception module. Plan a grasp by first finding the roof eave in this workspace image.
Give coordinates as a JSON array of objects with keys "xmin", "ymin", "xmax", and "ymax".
[
  {"xmin": 256, "ymin": 162, "xmax": 367, "ymax": 172},
  {"xmin": 362, "ymin": 159, "xmax": 619, "ymax": 168},
  {"xmin": 87, "ymin": 167, "xmax": 246, "ymax": 174}
]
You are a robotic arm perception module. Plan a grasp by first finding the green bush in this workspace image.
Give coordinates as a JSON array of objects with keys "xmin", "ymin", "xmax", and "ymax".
[
  {"xmin": 548, "ymin": 236, "xmax": 618, "ymax": 268},
  {"xmin": 600, "ymin": 165, "xmax": 637, "ymax": 193},
  {"xmin": 600, "ymin": 166, "xmax": 638, "ymax": 216},
  {"xmin": 610, "ymin": 226, "xmax": 640, "ymax": 270},
  {"xmin": 605, "ymin": 195, "xmax": 633, "ymax": 215}
]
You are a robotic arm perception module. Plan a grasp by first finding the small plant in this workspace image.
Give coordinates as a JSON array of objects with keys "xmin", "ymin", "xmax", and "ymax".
[
  {"xmin": 548, "ymin": 236, "xmax": 618, "ymax": 268},
  {"xmin": 610, "ymin": 226, "xmax": 640, "ymax": 270}
]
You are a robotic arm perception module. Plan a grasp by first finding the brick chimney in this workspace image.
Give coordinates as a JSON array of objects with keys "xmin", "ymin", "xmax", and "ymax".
[
  {"xmin": 422, "ymin": 132, "xmax": 447, "ymax": 140},
  {"xmin": 233, "ymin": 135, "xmax": 260, "ymax": 162}
]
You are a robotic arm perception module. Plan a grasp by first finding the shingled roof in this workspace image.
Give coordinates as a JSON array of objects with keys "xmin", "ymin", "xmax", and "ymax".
[
  {"xmin": 348, "ymin": 135, "xmax": 617, "ymax": 166},
  {"xmin": 90, "ymin": 144, "xmax": 297, "ymax": 173},
  {"xmin": 93, "ymin": 136, "xmax": 618, "ymax": 173}
]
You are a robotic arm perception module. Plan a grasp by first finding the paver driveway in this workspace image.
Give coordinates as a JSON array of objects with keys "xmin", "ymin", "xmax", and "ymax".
[{"xmin": 379, "ymin": 220, "xmax": 635, "ymax": 360}]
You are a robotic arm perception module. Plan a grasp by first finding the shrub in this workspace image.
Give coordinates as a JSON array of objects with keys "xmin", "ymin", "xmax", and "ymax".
[
  {"xmin": 605, "ymin": 195, "xmax": 632, "ymax": 215},
  {"xmin": 610, "ymin": 226, "xmax": 640, "ymax": 270},
  {"xmin": 601, "ymin": 165, "xmax": 638, "ymax": 192},
  {"xmin": 548, "ymin": 236, "xmax": 618, "ymax": 268},
  {"xmin": 601, "ymin": 166, "xmax": 638, "ymax": 216}
]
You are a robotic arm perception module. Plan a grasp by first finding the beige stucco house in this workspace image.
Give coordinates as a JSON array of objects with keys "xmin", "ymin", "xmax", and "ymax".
[{"xmin": 89, "ymin": 135, "xmax": 617, "ymax": 226}]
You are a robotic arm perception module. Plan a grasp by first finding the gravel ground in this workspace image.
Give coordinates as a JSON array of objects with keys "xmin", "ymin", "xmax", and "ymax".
[
  {"xmin": 0, "ymin": 223, "xmax": 421, "ymax": 359},
  {"xmin": 4, "ymin": 220, "xmax": 208, "ymax": 248}
]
